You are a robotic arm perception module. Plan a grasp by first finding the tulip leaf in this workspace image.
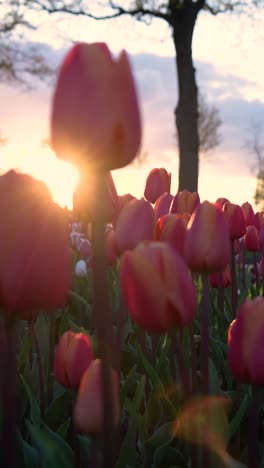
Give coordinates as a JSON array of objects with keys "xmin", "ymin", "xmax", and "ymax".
[
  {"xmin": 120, "ymin": 363, "xmax": 138, "ymax": 407},
  {"xmin": 226, "ymin": 394, "xmax": 249, "ymax": 443},
  {"xmin": 116, "ymin": 375, "xmax": 146, "ymax": 468},
  {"xmin": 153, "ymin": 445, "xmax": 188, "ymax": 468},
  {"xmin": 21, "ymin": 439, "xmax": 41, "ymax": 468},
  {"xmin": 45, "ymin": 391, "xmax": 73, "ymax": 430},
  {"xmin": 26, "ymin": 421, "xmax": 74, "ymax": 468},
  {"xmin": 146, "ymin": 422, "xmax": 175, "ymax": 450},
  {"xmin": 20, "ymin": 374, "xmax": 41, "ymax": 427}
]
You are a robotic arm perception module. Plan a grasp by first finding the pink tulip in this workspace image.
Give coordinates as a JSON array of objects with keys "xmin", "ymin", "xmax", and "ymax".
[
  {"xmin": 228, "ymin": 298, "xmax": 264, "ymax": 384},
  {"xmin": 209, "ymin": 266, "xmax": 231, "ymax": 289},
  {"xmin": 120, "ymin": 242, "xmax": 196, "ymax": 333},
  {"xmin": 184, "ymin": 201, "xmax": 230, "ymax": 273},
  {"xmin": 241, "ymin": 202, "xmax": 257, "ymax": 227},
  {"xmin": 144, "ymin": 168, "xmax": 171, "ymax": 204},
  {"xmin": 157, "ymin": 213, "xmax": 189, "ymax": 257},
  {"xmin": 51, "ymin": 42, "xmax": 141, "ymax": 171},
  {"xmin": 244, "ymin": 225, "xmax": 260, "ymax": 252},
  {"xmin": 115, "ymin": 198, "xmax": 155, "ymax": 253},
  {"xmin": 153, "ymin": 193, "xmax": 174, "ymax": 220},
  {"xmin": 74, "ymin": 359, "xmax": 120, "ymax": 433},
  {"xmin": 215, "ymin": 197, "xmax": 230, "ymax": 210},
  {"xmin": 170, "ymin": 190, "xmax": 200, "ymax": 215},
  {"xmin": 0, "ymin": 170, "xmax": 71, "ymax": 318},
  {"xmin": 222, "ymin": 202, "xmax": 246, "ymax": 240},
  {"xmin": 54, "ymin": 331, "xmax": 94, "ymax": 388}
]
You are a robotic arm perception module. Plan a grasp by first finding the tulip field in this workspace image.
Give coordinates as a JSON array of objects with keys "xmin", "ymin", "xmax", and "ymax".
[{"xmin": 1, "ymin": 42, "xmax": 264, "ymax": 468}]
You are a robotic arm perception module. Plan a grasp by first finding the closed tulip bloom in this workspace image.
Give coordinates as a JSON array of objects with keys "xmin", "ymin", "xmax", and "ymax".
[
  {"xmin": 158, "ymin": 214, "xmax": 189, "ymax": 257},
  {"xmin": 74, "ymin": 359, "xmax": 120, "ymax": 433},
  {"xmin": 209, "ymin": 266, "xmax": 231, "ymax": 289},
  {"xmin": 120, "ymin": 242, "xmax": 196, "ymax": 333},
  {"xmin": 144, "ymin": 168, "xmax": 171, "ymax": 204},
  {"xmin": 153, "ymin": 193, "xmax": 174, "ymax": 220},
  {"xmin": 51, "ymin": 42, "xmax": 141, "ymax": 171},
  {"xmin": 215, "ymin": 197, "xmax": 230, "ymax": 210},
  {"xmin": 228, "ymin": 298, "xmax": 264, "ymax": 384},
  {"xmin": 223, "ymin": 202, "xmax": 246, "ymax": 240},
  {"xmin": 54, "ymin": 331, "xmax": 94, "ymax": 388},
  {"xmin": 241, "ymin": 202, "xmax": 257, "ymax": 227},
  {"xmin": 115, "ymin": 198, "xmax": 155, "ymax": 253},
  {"xmin": 170, "ymin": 190, "xmax": 200, "ymax": 215},
  {"xmin": 244, "ymin": 225, "xmax": 260, "ymax": 252},
  {"xmin": 0, "ymin": 170, "xmax": 71, "ymax": 317},
  {"xmin": 184, "ymin": 201, "xmax": 230, "ymax": 273}
]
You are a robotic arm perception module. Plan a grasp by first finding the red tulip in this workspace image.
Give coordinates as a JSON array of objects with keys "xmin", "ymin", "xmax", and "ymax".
[
  {"xmin": 54, "ymin": 331, "xmax": 94, "ymax": 388},
  {"xmin": 0, "ymin": 170, "xmax": 71, "ymax": 317},
  {"xmin": 144, "ymin": 168, "xmax": 171, "ymax": 204},
  {"xmin": 74, "ymin": 359, "xmax": 120, "ymax": 433},
  {"xmin": 222, "ymin": 202, "xmax": 246, "ymax": 240},
  {"xmin": 228, "ymin": 298, "xmax": 264, "ymax": 384},
  {"xmin": 120, "ymin": 242, "xmax": 196, "ymax": 333},
  {"xmin": 241, "ymin": 202, "xmax": 257, "ymax": 227},
  {"xmin": 255, "ymin": 211, "xmax": 264, "ymax": 231},
  {"xmin": 215, "ymin": 197, "xmax": 230, "ymax": 210},
  {"xmin": 184, "ymin": 201, "xmax": 230, "ymax": 273},
  {"xmin": 157, "ymin": 213, "xmax": 189, "ymax": 257},
  {"xmin": 51, "ymin": 42, "xmax": 141, "ymax": 171},
  {"xmin": 115, "ymin": 198, "xmax": 155, "ymax": 253},
  {"xmin": 209, "ymin": 266, "xmax": 231, "ymax": 289},
  {"xmin": 244, "ymin": 225, "xmax": 260, "ymax": 252},
  {"xmin": 153, "ymin": 193, "xmax": 174, "ymax": 220},
  {"xmin": 170, "ymin": 190, "xmax": 200, "ymax": 215}
]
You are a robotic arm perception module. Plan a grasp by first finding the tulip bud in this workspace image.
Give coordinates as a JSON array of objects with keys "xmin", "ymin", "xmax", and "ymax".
[
  {"xmin": 144, "ymin": 168, "xmax": 171, "ymax": 204},
  {"xmin": 255, "ymin": 211, "xmax": 264, "ymax": 231},
  {"xmin": 184, "ymin": 201, "xmax": 230, "ymax": 273},
  {"xmin": 209, "ymin": 266, "xmax": 231, "ymax": 289},
  {"xmin": 54, "ymin": 331, "xmax": 94, "ymax": 388},
  {"xmin": 74, "ymin": 359, "xmax": 120, "ymax": 433},
  {"xmin": 158, "ymin": 214, "xmax": 189, "ymax": 257},
  {"xmin": 244, "ymin": 225, "xmax": 260, "ymax": 252},
  {"xmin": 153, "ymin": 193, "xmax": 174, "ymax": 220},
  {"xmin": 222, "ymin": 202, "xmax": 246, "ymax": 240},
  {"xmin": 0, "ymin": 170, "xmax": 71, "ymax": 318},
  {"xmin": 115, "ymin": 198, "xmax": 155, "ymax": 253},
  {"xmin": 215, "ymin": 197, "xmax": 230, "ymax": 210},
  {"xmin": 241, "ymin": 202, "xmax": 257, "ymax": 227},
  {"xmin": 170, "ymin": 190, "xmax": 200, "ymax": 215},
  {"xmin": 120, "ymin": 242, "xmax": 196, "ymax": 333},
  {"xmin": 51, "ymin": 42, "xmax": 141, "ymax": 171},
  {"xmin": 228, "ymin": 298, "xmax": 264, "ymax": 384}
]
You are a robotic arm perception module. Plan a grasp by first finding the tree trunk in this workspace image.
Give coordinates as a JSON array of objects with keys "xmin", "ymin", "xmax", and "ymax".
[{"xmin": 172, "ymin": 7, "xmax": 200, "ymax": 192}]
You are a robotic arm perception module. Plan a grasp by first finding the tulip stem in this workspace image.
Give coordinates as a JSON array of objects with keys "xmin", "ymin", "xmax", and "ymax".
[
  {"xmin": 0, "ymin": 315, "xmax": 17, "ymax": 468},
  {"xmin": 189, "ymin": 324, "xmax": 198, "ymax": 396},
  {"xmin": 230, "ymin": 240, "xmax": 238, "ymax": 318},
  {"xmin": 201, "ymin": 274, "xmax": 209, "ymax": 395},
  {"xmin": 174, "ymin": 331, "xmax": 190, "ymax": 399},
  {"xmin": 92, "ymin": 171, "xmax": 115, "ymax": 468},
  {"xmin": 248, "ymin": 386, "xmax": 260, "ymax": 468},
  {"xmin": 253, "ymin": 252, "xmax": 260, "ymax": 295},
  {"xmin": 32, "ymin": 321, "xmax": 45, "ymax": 419},
  {"xmin": 47, "ymin": 314, "xmax": 56, "ymax": 405}
]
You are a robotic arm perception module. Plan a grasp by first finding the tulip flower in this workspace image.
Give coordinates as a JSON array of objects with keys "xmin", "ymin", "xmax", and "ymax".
[
  {"xmin": 54, "ymin": 331, "xmax": 94, "ymax": 388},
  {"xmin": 244, "ymin": 225, "xmax": 260, "ymax": 252},
  {"xmin": 153, "ymin": 193, "xmax": 174, "ymax": 220},
  {"xmin": 222, "ymin": 202, "xmax": 246, "ymax": 240},
  {"xmin": 228, "ymin": 297, "xmax": 264, "ymax": 384},
  {"xmin": 241, "ymin": 202, "xmax": 257, "ymax": 227},
  {"xmin": 144, "ymin": 168, "xmax": 171, "ymax": 204},
  {"xmin": 0, "ymin": 170, "xmax": 71, "ymax": 317},
  {"xmin": 215, "ymin": 197, "xmax": 230, "ymax": 210},
  {"xmin": 255, "ymin": 211, "xmax": 264, "ymax": 231},
  {"xmin": 209, "ymin": 266, "xmax": 231, "ymax": 289},
  {"xmin": 120, "ymin": 242, "xmax": 196, "ymax": 333},
  {"xmin": 170, "ymin": 190, "xmax": 200, "ymax": 215},
  {"xmin": 51, "ymin": 42, "xmax": 141, "ymax": 171},
  {"xmin": 74, "ymin": 359, "xmax": 120, "ymax": 433},
  {"xmin": 184, "ymin": 201, "xmax": 230, "ymax": 274},
  {"xmin": 115, "ymin": 198, "xmax": 155, "ymax": 253},
  {"xmin": 157, "ymin": 213, "xmax": 189, "ymax": 257}
]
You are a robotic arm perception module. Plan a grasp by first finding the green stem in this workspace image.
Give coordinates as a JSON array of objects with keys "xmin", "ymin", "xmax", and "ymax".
[
  {"xmin": 92, "ymin": 172, "xmax": 116, "ymax": 468},
  {"xmin": 230, "ymin": 240, "xmax": 238, "ymax": 318},
  {"xmin": 201, "ymin": 274, "xmax": 209, "ymax": 395},
  {"xmin": 32, "ymin": 322, "xmax": 45, "ymax": 419},
  {"xmin": 47, "ymin": 314, "xmax": 56, "ymax": 405}
]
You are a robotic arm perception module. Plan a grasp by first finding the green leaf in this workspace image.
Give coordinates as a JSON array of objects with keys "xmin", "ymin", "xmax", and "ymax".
[
  {"xmin": 20, "ymin": 374, "xmax": 41, "ymax": 427},
  {"xmin": 146, "ymin": 422, "xmax": 175, "ymax": 451},
  {"xmin": 45, "ymin": 390, "xmax": 73, "ymax": 430},
  {"xmin": 21, "ymin": 439, "xmax": 41, "ymax": 468},
  {"xmin": 116, "ymin": 375, "xmax": 146, "ymax": 468},
  {"xmin": 153, "ymin": 445, "xmax": 188, "ymax": 468},
  {"xmin": 226, "ymin": 394, "xmax": 249, "ymax": 443},
  {"xmin": 26, "ymin": 421, "xmax": 74, "ymax": 468}
]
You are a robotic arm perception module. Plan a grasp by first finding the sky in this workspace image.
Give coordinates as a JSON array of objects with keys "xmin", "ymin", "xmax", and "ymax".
[{"xmin": 0, "ymin": 5, "xmax": 264, "ymax": 208}]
